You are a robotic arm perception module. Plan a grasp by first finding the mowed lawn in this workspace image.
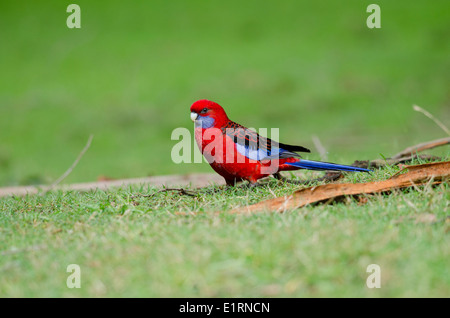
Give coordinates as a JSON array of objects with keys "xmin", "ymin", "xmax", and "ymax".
[
  {"xmin": 0, "ymin": 164, "xmax": 449, "ymax": 297},
  {"xmin": 0, "ymin": 1, "xmax": 449, "ymax": 297}
]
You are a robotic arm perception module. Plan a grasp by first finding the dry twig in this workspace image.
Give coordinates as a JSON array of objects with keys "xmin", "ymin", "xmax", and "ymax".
[
  {"xmin": 132, "ymin": 188, "xmax": 198, "ymax": 199},
  {"xmin": 46, "ymin": 134, "xmax": 94, "ymax": 192},
  {"xmin": 391, "ymin": 137, "xmax": 450, "ymax": 159},
  {"xmin": 413, "ymin": 105, "xmax": 450, "ymax": 136}
]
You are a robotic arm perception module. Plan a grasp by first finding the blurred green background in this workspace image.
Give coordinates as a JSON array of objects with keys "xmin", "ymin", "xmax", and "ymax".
[{"xmin": 0, "ymin": 0, "xmax": 449, "ymax": 186}]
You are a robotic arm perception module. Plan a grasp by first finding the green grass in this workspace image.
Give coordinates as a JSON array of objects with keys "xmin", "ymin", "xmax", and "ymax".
[{"xmin": 1, "ymin": 160, "xmax": 449, "ymax": 297}]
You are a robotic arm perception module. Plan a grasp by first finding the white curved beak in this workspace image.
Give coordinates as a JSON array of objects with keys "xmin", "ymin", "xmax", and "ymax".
[{"xmin": 190, "ymin": 112, "xmax": 198, "ymax": 122}]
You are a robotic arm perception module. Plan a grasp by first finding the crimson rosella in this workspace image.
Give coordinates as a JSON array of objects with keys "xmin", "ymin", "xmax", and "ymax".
[{"xmin": 190, "ymin": 99, "xmax": 370, "ymax": 186}]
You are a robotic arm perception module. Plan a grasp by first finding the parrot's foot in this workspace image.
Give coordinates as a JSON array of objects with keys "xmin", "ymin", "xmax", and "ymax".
[
  {"xmin": 224, "ymin": 178, "xmax": 264, "ymax": 189},
  {"xmin": 221, "ymin": 182, "xmax": 259, "ymax": 190},
  {"xmin": 247, "ymin": 182, "xmax": 264, "ymax": 189},
  {"xmin": 231, "ymin": 181, "xmax": 263, "ymax": 189}
]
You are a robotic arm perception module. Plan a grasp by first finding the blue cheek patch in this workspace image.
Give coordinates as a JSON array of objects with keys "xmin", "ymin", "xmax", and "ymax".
[{"xmin": 195, "ymin": 116, "xmax": 215, "ymax": 129}]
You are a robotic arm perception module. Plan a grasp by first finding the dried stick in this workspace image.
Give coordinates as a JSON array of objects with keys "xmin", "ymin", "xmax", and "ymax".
[
  {"xmin": 312, "ymin": 135, "xmax": 328, "ymax": 161},
  {"xmin": 132, "ymin": 188, "xmax": 198, "ymax": 198},
  {"xmin": 413, "ymin": 105, "xmax": 450, "ymax": 136},
  {"xmin": 47, "ymin": 134, "xmax": 94, "ymax": 190},
  {"xmin": 391, "ymin": 137, "xmax": 450, "ymax": 159}
]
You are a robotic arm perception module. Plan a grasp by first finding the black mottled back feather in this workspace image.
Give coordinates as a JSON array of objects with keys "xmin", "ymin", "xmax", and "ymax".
[
  {"xmin": 221, "ymin": 120, "xmax": 311, "ymax": 158},
  {"xmin": 277, "ymin": 142, "xmax": 311, "ymax": 154}
]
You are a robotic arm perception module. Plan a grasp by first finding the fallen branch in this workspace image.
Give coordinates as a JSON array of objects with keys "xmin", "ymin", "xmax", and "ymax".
[
  {"xmin": 276, "ymin": 136, "xmax": 448, "ymax": 185},
  {"xmin": 352, "ymin": 154, "xmax": 443, "ymax": 169},
  {"xmin": 391, "ymin": 137, "xmax": 450, "ymax": 159},
  {"xmin": 230, "ymin": 161, "xmax": 450, "ymax": 214}
]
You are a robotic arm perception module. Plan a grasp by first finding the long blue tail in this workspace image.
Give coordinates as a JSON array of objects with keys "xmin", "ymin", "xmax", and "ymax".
[{"xmin": 286, "ymin": 159, "xmax": 371, "ymax": 172}]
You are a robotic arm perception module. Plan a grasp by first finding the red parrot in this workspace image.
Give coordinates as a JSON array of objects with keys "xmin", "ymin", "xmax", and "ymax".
[{"xmin": 190, "ymin": 99, "xmax": 370, "ymax": 186}]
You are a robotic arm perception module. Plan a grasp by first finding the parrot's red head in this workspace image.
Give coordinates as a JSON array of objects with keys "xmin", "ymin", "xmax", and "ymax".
[{"xmin": 190, "ymin": 99, "xmax": 229, "ymax": 128}]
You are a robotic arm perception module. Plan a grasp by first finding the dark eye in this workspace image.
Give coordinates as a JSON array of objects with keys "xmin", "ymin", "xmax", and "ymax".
[{"xmin": 200, "ymin": 108, "xmax": 208, "ymax": 114}]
